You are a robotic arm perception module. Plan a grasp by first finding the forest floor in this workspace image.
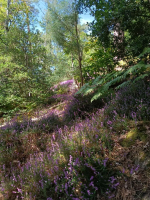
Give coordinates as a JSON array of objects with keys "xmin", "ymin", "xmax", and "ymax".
[{"xmin": 0, "ymin": 81, "xmax": 150, "ymax": 200}]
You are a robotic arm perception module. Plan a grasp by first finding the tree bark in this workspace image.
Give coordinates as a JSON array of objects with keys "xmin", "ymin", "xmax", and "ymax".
[
  {"xmin": 113, "ymin": 22, "xmax": 124, "ymax": 61},
  {"xmin": 5, "ymin": 0, "xmax": 11, "ymax": 32},
  {"xmin": 75, "ymin": 12, "xmax": 84, "ymax": 87}
]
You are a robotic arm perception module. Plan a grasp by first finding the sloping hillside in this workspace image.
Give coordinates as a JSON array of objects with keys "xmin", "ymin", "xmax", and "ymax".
[{"xmin": 0, "ymin": 79, "xmax": 150, "ymax": 200}]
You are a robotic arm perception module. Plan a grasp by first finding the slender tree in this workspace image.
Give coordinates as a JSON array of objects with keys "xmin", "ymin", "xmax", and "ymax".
[
  {"xmin": 0, "ymin": 0, "xmax": 51, "ymax": 115},
  {"xmin": 77, "ymin": 0, "xmax": 150, "ymax": 58},
  {"xmin": 45, "ymin": 0, "xmax": 86, "ymax": 86}
]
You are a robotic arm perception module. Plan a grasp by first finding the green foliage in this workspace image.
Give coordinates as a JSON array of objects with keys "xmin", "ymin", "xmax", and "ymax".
[
  {"xmin": 82, "ymin": 39, "xmax": 115, "ymax": 81},
  {"xmin": 0, "ymin": 0, "xmax": 54, "ymax": 117},
  {"xmin": 0, "ymin": 51, "xmax": 51, "ymax": 117},
  {"xmin": 55, "ymin": 84, "xmax": 69, "ymax": 95},
  {"xmin": 78, "ymin": 0, "xmax": 150, "ymax": 58},
  {"xmin": 45, "ymin": 0, "xmax": 88, "ymax": 86},
  {"xmin": 76, "ymin": 57, "xmax": 150, "ymax": 102},
  {"xmin": 49, "ymin": 49, "xmax": 74, "ymax": 84}
]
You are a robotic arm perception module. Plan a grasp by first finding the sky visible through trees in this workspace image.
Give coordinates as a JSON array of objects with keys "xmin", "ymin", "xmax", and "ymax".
[
  {"xmin": 1, "ymin": 0, "xmax": 150, "ymax": 199},
  {"xmin": 34, "ymin": 0, "xmax": 94, "ymax": 32}
]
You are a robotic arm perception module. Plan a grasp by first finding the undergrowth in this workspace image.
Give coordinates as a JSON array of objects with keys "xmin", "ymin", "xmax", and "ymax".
[{"xmin": 0, "ymin": 79, "xmax": 150, "ymax": 199}]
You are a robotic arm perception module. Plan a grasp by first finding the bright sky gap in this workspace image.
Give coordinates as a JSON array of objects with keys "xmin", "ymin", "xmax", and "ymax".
[{"xmin": 34, "ymin": 1, "xmax": 94, "ymax": 31}]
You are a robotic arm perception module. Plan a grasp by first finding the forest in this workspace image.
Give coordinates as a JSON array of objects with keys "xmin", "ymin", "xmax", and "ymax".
[{"xmin": 0, "ymin": 0, "xmax": 150, "ymax": 199}]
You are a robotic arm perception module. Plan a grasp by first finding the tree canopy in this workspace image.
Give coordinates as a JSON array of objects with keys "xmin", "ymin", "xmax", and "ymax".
[{"xmin": 1, "ymin": 0, "xmax": 150, "ymax": 116}]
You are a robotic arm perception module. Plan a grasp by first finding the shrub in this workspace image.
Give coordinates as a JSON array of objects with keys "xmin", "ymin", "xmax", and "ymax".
[
  {"xmin": 63, "ymin": 94, "xmax": 94, "ymax": 121},
  {"xmin": 37, "ymin": 155, "xmax": 121, "ymax": 200},
  {"xmin": 104, "ymin": 79, "xmax": 150, "ymax": 130}
]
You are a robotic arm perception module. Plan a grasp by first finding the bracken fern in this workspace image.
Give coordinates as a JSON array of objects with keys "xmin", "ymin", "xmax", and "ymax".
[{"xmin": 76, "ymin": 56, "xmax": 150, "ymax": 102}]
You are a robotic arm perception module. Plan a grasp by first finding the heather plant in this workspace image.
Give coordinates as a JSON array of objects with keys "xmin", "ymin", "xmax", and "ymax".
[
  {"xmin": 104, "ymin": 79, "xmax": 150, "ymax": 126},
  {"xmin": 3, "ymin": 77, "xmax": 149, "ymax": 200},
  {"xmin": 63, "ymin": 94, "xmax": 95, "ymax": 121},
  {"xmin": 1, "ymin": 109, "xmax": 60, "ymax": 134},
  {"xmin": 55, "ymin": 80, "xmax": 75, "ymax": 95},
  {"xmin": 42, "ymin": 155, "xmax": 120, "ymax": 200},
  {"xmin": 0, "ymin": 102, "xmax": 121, "ymax": 200},
  {"xmin": 0, "ymin": 110, "xmax": 61, "ymax": 172}
]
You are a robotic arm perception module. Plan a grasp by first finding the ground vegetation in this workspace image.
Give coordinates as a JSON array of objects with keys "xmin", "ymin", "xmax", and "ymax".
[{"xmin": 0, "ymin": 0, "xmax": 150, "ymax": 199}]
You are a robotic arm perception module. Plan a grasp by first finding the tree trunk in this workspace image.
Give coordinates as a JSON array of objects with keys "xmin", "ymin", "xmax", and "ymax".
[
  {"xmin": 5, "ymin": 0, "xmax": 11, "ymax": 32},
  {"xmin": 71, "ymin": 53, "xmax": 74, "ymax": 70},
  {"xmin": 75, "ymin": 12, "xmax": 84, "ymax": 87},
  {"xmin": 113, "ymin": 22, "xmax": 124, "ymax": 61},
  {"xmin": 78, "ymin": 52, "xmax": 83, "ymax": 87}
]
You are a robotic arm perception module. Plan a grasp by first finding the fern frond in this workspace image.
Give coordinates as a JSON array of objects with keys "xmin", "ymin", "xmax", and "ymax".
[
  {"xmin": 145, "ymin": 64, "xmax": 150, "ymax": 71},
  {"xmin": 133, "ymin": 74, "xmax": 149, "ymax": 83},
  {"xmin": 138, "ymin": 47, "xmax": 150, "ymax": 58},
  {"xmin": 123, "ymin": 63, "xmax": 145, "ymax": 76},
  {"xmin": 83, "ymin": 86, "xmax": 95, "ymax": 95},
  {"xmin": 116, "ymin": 80, "xmax": 131, "ymax": 89},
  {"xmin": 76, "ymin": 54, "xmax": 150, "ymax": 103},
  {"xmin": 92, "ymin": 76, "xmax": 102, "ymax": 85},
  {"xmin": 91, "ymin": 89, "xmax": 103, "ymax": 102},
  {"xmin": 76, "ymin": 83, "xmax": 90, "ymax": 95}
]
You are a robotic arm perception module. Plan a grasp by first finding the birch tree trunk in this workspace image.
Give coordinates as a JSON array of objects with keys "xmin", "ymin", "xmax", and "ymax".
[
  {"xmin": 75, "ymin": 12, "xmax": 84, "ymax": 87},
  {"xmin": 5, "ymin": 0, "xmax": 11, "ymax": 32}
]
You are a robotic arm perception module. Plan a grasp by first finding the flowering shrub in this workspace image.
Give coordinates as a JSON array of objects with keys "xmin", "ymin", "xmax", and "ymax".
[
  {"xmin": 1, "ymin": 78, "xmax": 149, "ymax": 199},
  {"xmin": 63, "ymin": 94, "xmax": 96, "ymax": 121},
  {"xmin": 51, "ymin": 79, "xmax": 76, "ymax": 94},
  {"xmin": 41, "ymin": 155, "xmax": 120, "ymax": 200},
  {"xmin": 0, "ymin": 104, "xmax": 121, "ymax": 200},
  {"xmin": 104, "ymin": 79, "xmax": 150, "ymax": 130}
]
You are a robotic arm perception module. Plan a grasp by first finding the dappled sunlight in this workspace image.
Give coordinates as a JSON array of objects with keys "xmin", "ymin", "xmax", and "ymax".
[{"xmin": 0, "ymin": 77, "xmax": 150, "ymax": 199}]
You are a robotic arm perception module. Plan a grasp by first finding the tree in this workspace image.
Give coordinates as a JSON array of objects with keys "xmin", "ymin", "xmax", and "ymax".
[
  {"xmin": 45, "ymin": 0, "xmax": 87, "ymax": 86},
  {"xmin": 0, "ymin": 0, "xmax": 52, "ymax": 116},
  {"xmin": 77, "ymin": 0, "xmax": 150, "ymax": 59},
  {"xmin": 82, "ymin": 37, "xmax": 115, "ymax": 82},
  {"xmin": 76, "ymin": 0, "xmax": 150, "ymax": 103}
]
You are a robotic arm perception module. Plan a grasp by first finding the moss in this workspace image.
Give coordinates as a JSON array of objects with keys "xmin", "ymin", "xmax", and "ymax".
[
  {"xmin": 120, "ymin": 128, "xmax": 138, "ymax": 147},
  {"xmin": 140, "ymin": 134, "xmax": 148, "ymax": 143},
  {"xmin": 139, "ymin": 150, "xmax": 146, "ymax": 161},
  {"xmin": 120, "ymin": 127, "xmax": 148, "ymax": 147}
]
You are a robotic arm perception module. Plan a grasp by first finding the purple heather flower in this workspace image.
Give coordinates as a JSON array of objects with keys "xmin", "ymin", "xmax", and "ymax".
[
  {"xmin": 130, "ymin": 168, "xmax": 134, "ymax": 174},
  {"xmin": 110, "ymin": 176, "xmax": 116, "ymax": 184},
  {"xmin": 87, "ymin": 190, "xmax": 91, "ymax": 195},
  {"xmin": 17, "ymin": 188, "xmax": 22, "ymax": 194},
  {"xmin": 55, "ymin": 186, "xmax": 58, "ymax": 192},
  {"xmin": 113, "ymin": 182, "xmax": 119, "ymax": 187},
  {"xmin": 90, "ymin": 176, "xmax": 94, "ymax": 181},
  {"xmin": 103, "ymin": 158, "xmax": 108, "ymax": 167},
  {"xmin": 109, "ymin": 194, "xmax": 115, "ymax": 199},
  {"xmin": 135, "ymin": 165, "xmax": 139, "ymax": 172},
  {"xmin": 89, "ymin": 181, "xmax": 94, "ymax": 187},
  {"xmin": 65, "ymin": 183, "xmax": 68, "ymax": 190},
  {"xmin": 69, "ymin": 155, "xmax": 73, "ymax": 163},
  {"xmin": 74, "ymin": 158, "xmax": 79, "ymax": 165},
  {"xmin": 52, "ymin": 134, "xmax": 55, "ymax": 141}
]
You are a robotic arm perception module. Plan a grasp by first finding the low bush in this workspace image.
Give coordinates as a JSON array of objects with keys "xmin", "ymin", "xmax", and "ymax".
[
  {"xmin": 0, "ymin": 103, "xmax": 121, "ymax": 200},
  {"xmin": 104, "ymin": 79, "xmax": 150, "ymax": 124}
]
